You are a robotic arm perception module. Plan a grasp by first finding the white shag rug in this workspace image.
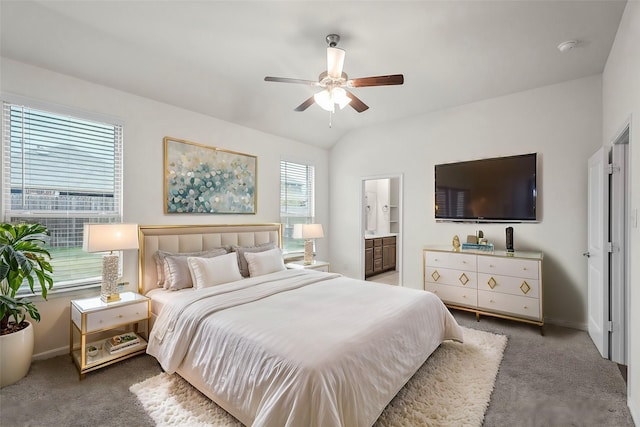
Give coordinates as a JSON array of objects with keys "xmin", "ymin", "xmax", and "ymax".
[{"xmin": 130, "ymin": 327, "xmax": 507, "ymax": 427}]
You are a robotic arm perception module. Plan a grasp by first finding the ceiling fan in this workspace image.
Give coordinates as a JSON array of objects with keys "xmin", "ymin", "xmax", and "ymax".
[{"xmin": 264, "ymin": 34, "xmax": 404, "ymax": 114}]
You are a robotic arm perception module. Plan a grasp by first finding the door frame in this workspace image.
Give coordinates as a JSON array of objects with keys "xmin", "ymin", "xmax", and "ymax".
[
  {"xmin": 610, "ymin": 125, "xmax": 630, "ymax": 364},
  {"xmin": 360, "ymin": 174, "xmax": 403, "ymax": 285}
]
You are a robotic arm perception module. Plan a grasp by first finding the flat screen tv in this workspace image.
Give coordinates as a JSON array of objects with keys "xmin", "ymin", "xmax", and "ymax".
[{"xmin": 435, "ymin": 153, "xmax": 537, "ymax": 222}]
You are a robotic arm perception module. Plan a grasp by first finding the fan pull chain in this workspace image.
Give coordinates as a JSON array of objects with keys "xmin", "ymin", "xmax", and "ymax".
[{"xmin": 328, "ymin": 110, "xmax": 333, "ymax": 128}]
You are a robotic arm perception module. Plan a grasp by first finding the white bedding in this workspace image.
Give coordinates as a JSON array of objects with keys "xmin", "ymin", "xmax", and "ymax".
[{"xmin": 147, "ymin": 269, "xmax": 463, "ymax": 427}]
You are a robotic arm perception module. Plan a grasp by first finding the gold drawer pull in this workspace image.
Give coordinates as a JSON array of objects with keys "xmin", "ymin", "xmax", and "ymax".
[
  {"xmin": 487, "ymin": 277, "xmax": 497, "ymax": 289},
  {"xmin": 523, "ymin": 306, "xmax": 528, "ymax": 309},
  {"xmin": 432, "ymin": 270, "xmax": 441, "ymax": 282},
  {"xmin": 489, "ymin": 299, "xmax": 494, "ymax": 303},
  {"xmin": 520, "ymin": 281, "xmax": 531, "ymax": 295},
  {"xmin": 459, "ymin": 273, "xmax": 469, "ymax": 286}
]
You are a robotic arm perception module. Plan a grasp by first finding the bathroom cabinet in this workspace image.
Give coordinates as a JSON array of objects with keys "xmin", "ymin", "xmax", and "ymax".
[{"xmin": 365, "ymin": 236, "xmax": 396, "ymax": 278}]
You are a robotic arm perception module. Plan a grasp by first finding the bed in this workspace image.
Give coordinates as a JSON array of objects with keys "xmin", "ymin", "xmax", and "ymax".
[{"xmin": 139, "ymin": 224, "xmax": 463, "ymax": 427}]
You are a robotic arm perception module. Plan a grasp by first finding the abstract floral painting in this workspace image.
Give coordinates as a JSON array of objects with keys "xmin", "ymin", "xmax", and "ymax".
[{"xmin": 164, "ymin": 137, "xmax": 257, "ymax": 214}]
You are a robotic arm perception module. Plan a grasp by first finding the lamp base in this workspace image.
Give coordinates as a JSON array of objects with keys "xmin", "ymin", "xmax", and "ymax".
[
  {"xmin": 303, "ymin": 239, "xmax": 314, "ymax": 265},
  {"xmin": 101, "ymin": 293, "xmax": 121, "ymax": 303},
  {"xmin": 100, "ymin": 253, "xmax": 120, "ymax": 303}
]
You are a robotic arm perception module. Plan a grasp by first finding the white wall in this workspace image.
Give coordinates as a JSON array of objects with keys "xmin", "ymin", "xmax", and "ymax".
[
  {"xmin": 0, "ymin": 58, "xmax": 330, "ymax": 356},
  {"xmin": 602, "ymin": 2, "xmax": 640, "ymax": 422},
  {"xmin": 329, "ymin": 75, "xmax": 602, "ymax": 329}
]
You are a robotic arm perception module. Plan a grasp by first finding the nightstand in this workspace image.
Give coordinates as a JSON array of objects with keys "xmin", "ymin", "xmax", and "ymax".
[
  {"xmin": 70, "ymin": 291, "xmax": 150, "ymax": 379},
  {"xmin": 286, "ymin": 259, "xmax": 330, "ymax": 272}
]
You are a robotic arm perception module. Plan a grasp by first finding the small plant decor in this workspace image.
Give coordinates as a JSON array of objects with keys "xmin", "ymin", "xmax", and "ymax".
[{"xmin": 0, "ymin": 223, "xmax": 54, "ymax": 335}]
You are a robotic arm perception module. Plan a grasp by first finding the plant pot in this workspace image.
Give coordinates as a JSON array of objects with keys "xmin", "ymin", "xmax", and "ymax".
[{"xmin": 0, "ymin": 321, "xmax": 34, "ymax": 388}]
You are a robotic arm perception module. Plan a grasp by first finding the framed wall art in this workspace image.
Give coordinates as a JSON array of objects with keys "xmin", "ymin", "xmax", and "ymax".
[{"xmin": 163, "ymin": 137, "xmax": 257, "ymax": 214}]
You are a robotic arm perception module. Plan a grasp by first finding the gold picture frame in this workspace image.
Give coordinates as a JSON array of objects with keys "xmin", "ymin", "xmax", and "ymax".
[{"xmin": 163, "ymin": 137, "xmax": 257, "ymax": 214}]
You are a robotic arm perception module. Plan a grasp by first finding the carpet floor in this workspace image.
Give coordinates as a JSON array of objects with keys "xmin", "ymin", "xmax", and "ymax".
[
  {"xmin": 129, "ymin": 327, "xmax": 506, "ymax": 427},
  {"xmin": 0, "ymin": 311, "xmax": 634, "ymax": 426}
]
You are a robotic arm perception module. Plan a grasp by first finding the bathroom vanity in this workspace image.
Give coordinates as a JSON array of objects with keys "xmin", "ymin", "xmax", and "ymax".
[{"xmin": 365, "ymin": 234, "xmax": 397, "ymax": 278}]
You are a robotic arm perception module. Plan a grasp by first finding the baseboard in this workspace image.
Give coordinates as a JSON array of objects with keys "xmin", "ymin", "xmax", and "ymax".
[
  {"xmin": 544, "ymin": 316, "xmax": 587, "ymax": 331},
  {"xmin": 33, "ymin": 345, "xmax": 68, "ymax": 361}
]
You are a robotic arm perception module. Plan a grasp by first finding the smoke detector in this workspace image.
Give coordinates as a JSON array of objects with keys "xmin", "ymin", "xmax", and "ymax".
[{"xmin": 557, "ymin": 40, "xmax": 578, "ymax": 52}]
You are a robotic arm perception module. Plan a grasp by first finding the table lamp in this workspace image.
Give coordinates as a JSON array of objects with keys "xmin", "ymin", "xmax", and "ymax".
[
  {"xmin": 293, "ymin": 224, "xmax": 324, "ymax": 265},
  {"xmin": 83, "ymin": 223, "xmax": 139, "ymax": 302}
]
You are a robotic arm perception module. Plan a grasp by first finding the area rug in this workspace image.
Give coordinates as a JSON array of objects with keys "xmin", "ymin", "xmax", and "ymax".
[{"xmin": 130, "ymin": 326, "xmax": 507, "ymax": 427}]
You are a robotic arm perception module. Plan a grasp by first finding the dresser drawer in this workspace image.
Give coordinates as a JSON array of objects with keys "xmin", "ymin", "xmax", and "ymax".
[
  {"xmin": 425, "ymin": 266, "xmax": 477, "ymax": 289},
  {"xmin": 478, "ymin": 273, "xmax": 539, "ymax": 298},
  {"xmin": 477, "ymin": 255, "xmax": 539, "ymax": 280},
  {"xmin": 424, "ymin": 251, "xmax": 476, "ymax": 270},
  {"xmin": 426, "ymin": 282, "xmax": 477, "ymax": 308},
  {"xmin": 478, "ymin": 290, "xmax": 541, "ymax": 321},
  {"xmin": 84, "ymin": 301, "xmax": 148, "ymax": 333}
]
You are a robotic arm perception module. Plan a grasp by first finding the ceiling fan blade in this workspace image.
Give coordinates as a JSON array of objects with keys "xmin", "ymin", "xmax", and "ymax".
[
  {"xmin": 294, "ymin": 96, "xmax": 315, "ymax": 112},
  {"xmin": 347, "ymin": 74, "xmax": 404, "ymax": 88},
  {"xmin": 327, "ymin": 47, "xmax": 345, "ymax": 79},
  {"xmin": 264, "ymin": 76, "xmax": 320, "ymax": 86},
  {"xmin": 345, "ymin": 90, "xmax": 369, "ymax": 113}
]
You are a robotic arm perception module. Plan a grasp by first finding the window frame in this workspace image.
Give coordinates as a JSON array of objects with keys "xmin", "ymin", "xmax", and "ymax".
[
  {"xmin": 1, "ymin": 94, "xmax": 124, "ymax": 296},
  {"xmin": 279, "ymin": 159, "xmax": 316, "ymax": 256}
]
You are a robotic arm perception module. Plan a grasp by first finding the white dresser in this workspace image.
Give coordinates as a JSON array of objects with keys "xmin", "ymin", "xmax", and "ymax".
[{"xmin": 423, "ymin": 247, "xmax": 543, "ymax": 328}]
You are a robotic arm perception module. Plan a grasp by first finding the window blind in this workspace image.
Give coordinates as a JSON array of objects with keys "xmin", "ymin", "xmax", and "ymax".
[
  {"xmin": 1, "ymin": 102, "xmax": 123, "ymax": 292},
  {"xmin": 280, "ymin": 160, "xmax": 315, "ymax": 253}
]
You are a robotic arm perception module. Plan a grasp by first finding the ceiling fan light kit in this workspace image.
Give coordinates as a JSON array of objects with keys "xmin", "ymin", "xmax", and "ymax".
[
  {"xmin": 264, "ymin": 34, "xmax": 404, "ymax": 116},
  {"xmin": 314, "ymin": 86, "xmax": 351, "ymax": 113}
]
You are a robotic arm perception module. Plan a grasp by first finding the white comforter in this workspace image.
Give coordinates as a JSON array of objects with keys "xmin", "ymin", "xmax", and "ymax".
[{"xmin": 147, "ymin": 269, "xmax": 463, "ymax": 427}]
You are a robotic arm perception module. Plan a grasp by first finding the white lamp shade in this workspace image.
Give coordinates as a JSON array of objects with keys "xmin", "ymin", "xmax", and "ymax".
[
  {"xmin": 293, "ymin": 224, "xmax": 324, "ymax": 240},
  {"xmin": 327, "ymin": 47, "xmax": 346, "ymax": 79},
  {"xmin": 83, "ymin": 223, "xmax": 139, "ymax": 253},
  {"xmin": 314, "ymin": 89, "xmax": 334, "ymax": 112},
  {"xmin": 332, "ymin": 87, "xmax": 351, "ymax": 110}
]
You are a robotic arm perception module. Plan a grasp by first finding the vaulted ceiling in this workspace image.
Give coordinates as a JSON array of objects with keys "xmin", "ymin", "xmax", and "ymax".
[{"xmin": 0, "ymin": 1, "xmax": 627, "ymax": 148}]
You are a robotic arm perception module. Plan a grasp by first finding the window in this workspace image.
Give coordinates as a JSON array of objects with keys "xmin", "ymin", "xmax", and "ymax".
[
  {"xmin": 1, "ymin": 101, "xmax": 123, "ymax": 293},
  {"xmin": 280, "ymin": 160, "xmax": 315, "ymax": 254}
]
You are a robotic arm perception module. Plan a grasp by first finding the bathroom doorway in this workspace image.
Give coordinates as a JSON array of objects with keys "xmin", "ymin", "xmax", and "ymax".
[{"xmin": 360, "ymin": 174, "xmax": 402, "ymax": 286}]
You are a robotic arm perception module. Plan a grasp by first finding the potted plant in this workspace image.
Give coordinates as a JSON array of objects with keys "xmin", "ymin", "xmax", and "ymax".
[{"xmin": 0, "ymin": 223, "xmax": 53, "ymax": 387}]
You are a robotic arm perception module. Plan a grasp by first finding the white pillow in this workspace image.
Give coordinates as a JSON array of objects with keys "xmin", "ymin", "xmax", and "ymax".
[
  {"xmin": 243, "ymin": 247, "xmax": 286, "ymax": 277},
  {"xmin": 187, "ymin": 252, "xmax": 243, "ymax": 289}
]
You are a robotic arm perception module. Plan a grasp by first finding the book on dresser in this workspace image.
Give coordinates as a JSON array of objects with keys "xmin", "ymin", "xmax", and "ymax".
[{"xmin": 423, "ymin": 246, "xmax": 544, "ymax": 329}]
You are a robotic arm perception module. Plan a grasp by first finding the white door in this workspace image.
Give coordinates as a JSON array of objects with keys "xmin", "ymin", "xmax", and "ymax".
[{"xmin": 587, "ymin": 147, "xmax": 609, "ymax": 358}]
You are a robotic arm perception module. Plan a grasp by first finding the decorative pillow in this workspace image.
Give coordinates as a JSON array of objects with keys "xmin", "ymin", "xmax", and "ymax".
[
  {"xmin": 162, "ymin": 249, "xmax": 228, "ymax": 291},
  {"xmin": 232, "ymin": 242, "xmax": 277, "ymax": 277},
  {"xmin": 154, "ymin": 248, "xmax": 227, "ymax": 288},
  {"xmin": 187, "ymin": 252, "xmax": 243, "ymax": 289},
  {"xmin": 243, "ymin": 247, "xmax": 286, "ymax": 277}
]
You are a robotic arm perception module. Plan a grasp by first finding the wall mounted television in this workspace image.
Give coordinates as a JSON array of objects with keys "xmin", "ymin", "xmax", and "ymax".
[{"xmin": 435, "ymin": 153, "xmax": 537, "ymax": 222}]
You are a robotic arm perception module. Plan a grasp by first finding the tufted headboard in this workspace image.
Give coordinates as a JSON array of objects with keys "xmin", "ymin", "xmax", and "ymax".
[{"xmin": 138, "ymin": 223, "xmax": 282, "ymax": 295}]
